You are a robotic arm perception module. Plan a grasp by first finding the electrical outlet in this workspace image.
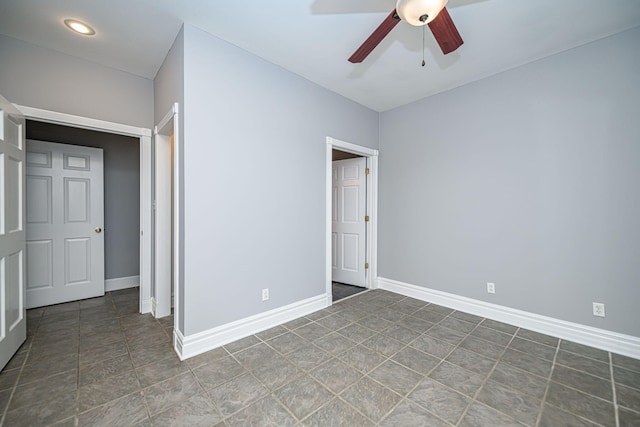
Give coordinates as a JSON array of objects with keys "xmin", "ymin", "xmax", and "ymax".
[
  {"xmin": 592, "ymin": 302, "xmax": 605, "ymax": 317},
  {"xmin": 262, "ymin": 288, "xmax": 269, "ymax": 301},
  {"xmin": 487, "ymin": 282, "xmax": 495, "ymax": 294}
]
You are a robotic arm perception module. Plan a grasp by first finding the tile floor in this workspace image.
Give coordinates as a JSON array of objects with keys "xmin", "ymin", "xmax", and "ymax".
[
  {"xmin": 332, "ymin": 282, "xmax": 367, "ymax": 302},
  {"xmin": 0, "ymin": 288, "xmax": 638, "ymax": 426}
]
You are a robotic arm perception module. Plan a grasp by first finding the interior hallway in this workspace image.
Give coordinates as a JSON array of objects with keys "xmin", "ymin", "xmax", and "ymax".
[{"xmin": 0, "ymin": 288, "xmax": 638, "ymax": 426}]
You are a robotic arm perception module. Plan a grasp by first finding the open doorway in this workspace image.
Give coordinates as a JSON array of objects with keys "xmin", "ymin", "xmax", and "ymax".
[
  {"xmin": 153, "ymin": 103, "xmax": 180, "ymax": 345},
  {"xmin": 332, "ymin": 149, "xmax": 367, "ymax": 302},
  {"xmin": 25, "ymin": 121, "xmax": 140, "ymax": 308},
  {"xmin": 18, "ymin": 105, "xmax": 153, "ymax": 314},
  {"xmin": 326, "ymin": 137, "xmax": 379, "ymax": 305}
]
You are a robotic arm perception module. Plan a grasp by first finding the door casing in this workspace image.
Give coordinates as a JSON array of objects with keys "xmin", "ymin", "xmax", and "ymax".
[
  {"xmin": 325, "ymin": 137, "xmax": 378, "ymax": 305},
  {"xmin": 16, "ymin": 105, "xmax": 154, "ymax": 313},
  {"xmin": 154, "ymin": 103, "xmax": 180, "ymax": 336}
]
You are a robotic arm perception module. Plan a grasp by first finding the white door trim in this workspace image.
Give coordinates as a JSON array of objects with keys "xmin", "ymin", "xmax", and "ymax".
[
  {"xmin": 154, "ymin": 103, "xmax": 180, "ymax": 335},
  {"xmin": 325, "ymin": 137, "xmax": 378, "ymax": 306},
  {"xmin": 14, "ymin": 104, "xmax": 154, "ymax": 313}
]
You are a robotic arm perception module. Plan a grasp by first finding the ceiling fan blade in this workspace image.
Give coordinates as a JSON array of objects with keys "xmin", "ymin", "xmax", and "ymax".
[
  {"xmin": 428, "ymin": 7, "xmax": 463, "ymax": 54},
  {"xmin": 349, "ymin": 9, "xmax": 400, "ymax": 63}
]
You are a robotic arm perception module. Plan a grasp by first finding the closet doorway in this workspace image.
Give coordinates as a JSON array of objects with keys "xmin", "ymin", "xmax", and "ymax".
[{"xmin": 326, "ymin": 137, "xmax": 378, "ymax": 304}]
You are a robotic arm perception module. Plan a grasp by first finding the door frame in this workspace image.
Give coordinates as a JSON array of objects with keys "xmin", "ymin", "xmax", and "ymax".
[
  {"xmin": 15, "ymin": 104, "xmax": 154, "ymax": 313},
  {"xmin": 154, "ymin": 103, "xmax": 180, "ymax": 329},
  {"xmin": 325, "ymin": 137, "xmax": 378, "ymax": 305}
]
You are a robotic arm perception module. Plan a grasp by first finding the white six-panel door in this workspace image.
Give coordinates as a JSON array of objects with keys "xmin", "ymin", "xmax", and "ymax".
[
  {"xmin": 0, "ymin": 95, "xmax": 27, "ymax": 370},
  {"xmin": 332, "ymin": 157, "xmax": 366, "ymax": 287},
  {"xmin": 26, "ymin": 140, "xmax": 104, "ymax": 308}
]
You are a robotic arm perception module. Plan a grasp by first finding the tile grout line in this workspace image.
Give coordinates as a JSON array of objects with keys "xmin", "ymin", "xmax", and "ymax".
[
  {"xmin": 0, "ymin": 322, "xmax": 36, "ymax": 427},
  {"xmin": 296, "ymin": 297, "xmax": 425, "ymax": 425},
  {"xmin": 610, "ymin": 351, "xmax": 620, "ymax": 427},
  {"xmin": 6, "ymin": 290, "xmax": 638, "ymax": 426},
  {"xmin": 134, "ymin": 309, "xmax": 174, "ymax": 424},
  {"xmin": 367, "ymin": 304, "xmax": 505, "ymax": 426},
  {"xmin": 425, "ymin": 312, "xmax": 484, "ymax": 427},
  {"xmin": 533, "ymin": 335, "xmax": 561, "ymax": 427},
  {"xmin": 367, "ymin": 306, "xmax": 490, "ymax": 425},
  {"xmin": 455, "ymin": 325, "xmax": 522, "ymax": 427},
  {"xmin": 224, "ymin": 336, "xmax": 306, "ymax": 424},
  {"xmin": 186, "ymin": 345, "xmax": 229, "ymax": 423},
  {"xmin": 354, "ymin": 301, "xmax": 454, "ymax": 426}
]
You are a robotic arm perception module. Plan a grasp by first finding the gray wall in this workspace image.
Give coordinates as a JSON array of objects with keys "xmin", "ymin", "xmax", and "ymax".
[
  {"xmin": 0, "ymin": 35, "xmax": 154, "ymax": 128},
  {"xmin": 26, "ymin": 121, "xmax": 140, "ymax": 280},
  {"xmin": 179, "ymin": 25, "xmax": 378, "ymax": 335},
  {"xmin": 379, "ymin": 28, "xmax": 640, "ymax": 337}
]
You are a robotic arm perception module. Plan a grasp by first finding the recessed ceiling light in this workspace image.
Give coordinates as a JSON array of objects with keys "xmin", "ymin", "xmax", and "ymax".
[{"xmin": 64, "ymin": 19, "xmax": 96, "ymax": 36}]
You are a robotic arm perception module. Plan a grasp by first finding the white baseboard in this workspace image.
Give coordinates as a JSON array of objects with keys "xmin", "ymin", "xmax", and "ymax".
[
  {"xmin": 174, "ymin": 294, "xmax": 328, "ymax": 360},
  {"xmin": 105, "ymin": 275, "xmax": 139, "ymax": 292},
  {"xmin": 378, "ymin": 277, "xmax": 640, "ymax": 359},
  {"xmin": 151, "ymin": 297, "xmax": 157, "ymax": 317},
  {"xmin": 140, "ymin": 298, "xmax": 153, "ymax": 314}
]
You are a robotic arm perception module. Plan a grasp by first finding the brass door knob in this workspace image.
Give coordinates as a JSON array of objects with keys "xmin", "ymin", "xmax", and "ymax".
[{"xmin": 95, "ymin": 227, "xmax": 102, "ymax": 233}]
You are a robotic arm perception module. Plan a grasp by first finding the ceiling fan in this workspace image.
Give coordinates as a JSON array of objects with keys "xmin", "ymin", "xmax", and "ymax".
[{"xmin": 348, "ymin": 0, "xmax": 463, "ymax": 63}]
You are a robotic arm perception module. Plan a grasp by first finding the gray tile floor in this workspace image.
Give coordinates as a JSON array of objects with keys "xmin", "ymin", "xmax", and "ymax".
[
  {"xmin": 0, "ymin": 288, "xmax": 638, "ymax": 426},
  {"xmin": 332, "ymin": 282, "xmax": 366, "ymax": 302}
]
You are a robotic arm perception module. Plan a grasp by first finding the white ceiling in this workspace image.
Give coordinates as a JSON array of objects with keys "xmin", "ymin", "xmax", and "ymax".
[{"xmin": 1, "ymin": 0, "xmax": 639, "ymax": 112}]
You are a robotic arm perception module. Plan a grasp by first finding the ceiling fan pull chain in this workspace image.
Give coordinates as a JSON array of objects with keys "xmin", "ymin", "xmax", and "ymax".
[{"xmin": 422, "ymin": 24, "xmax": 426, "ymax": 67}]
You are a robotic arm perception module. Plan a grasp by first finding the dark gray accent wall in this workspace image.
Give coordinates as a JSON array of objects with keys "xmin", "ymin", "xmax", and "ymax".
[
  {"xmin": 26, "ymin": 120, "xmax": 140, "ymax": 280},
  {"xmin": 379, "ymin": 28, "xmax": 640, "ymax": 336}
]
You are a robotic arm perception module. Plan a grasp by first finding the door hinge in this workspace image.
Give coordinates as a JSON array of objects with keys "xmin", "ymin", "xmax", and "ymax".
[
  {"xmin": 365, "ymin": 167, "xmax": 370, "ymax": 175},
  {"xmin": 365, "ymin": 215, "xmax": 369, "ymax": 222},
  {"xmin": 365, "ymin": 262, "xmax": 369, "ymax": 269}
]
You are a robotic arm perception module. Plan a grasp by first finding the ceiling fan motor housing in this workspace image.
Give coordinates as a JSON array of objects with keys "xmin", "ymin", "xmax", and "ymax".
[{"xmin": 396, "ymin": 0, "xmax": 449, "ymax": 26}]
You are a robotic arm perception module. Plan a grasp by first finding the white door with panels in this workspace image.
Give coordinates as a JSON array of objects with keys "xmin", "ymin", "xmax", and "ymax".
[
  {"xmin": 332, "ymin": 157, "xmax": 367, "ymax": 287},
  {"xmin": 0, "ymin": 95, "xmax": 27, "ymax": 370},
  {"xmin": 26, "ymin": 140, "xmax": 104, "ymax": 308}
]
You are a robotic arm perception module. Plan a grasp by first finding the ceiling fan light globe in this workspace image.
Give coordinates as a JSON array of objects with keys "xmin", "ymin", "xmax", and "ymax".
[{"xmin": 396, "ymin": 0, "xmax": 448, "ymax": 26}]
